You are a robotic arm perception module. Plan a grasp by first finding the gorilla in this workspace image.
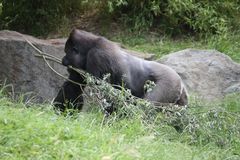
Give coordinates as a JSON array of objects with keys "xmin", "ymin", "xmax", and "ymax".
[{"xmin": 54, "ymin": 29, "xmax": 188, "ymax": 112}]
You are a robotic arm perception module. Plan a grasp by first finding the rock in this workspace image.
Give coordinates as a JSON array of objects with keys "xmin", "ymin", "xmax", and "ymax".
[
  {"xmin": 158, "ymin": 49, "xmax": 240, "ymax": 100},
  {"xmin": 0, "ymin": 30, "xmax": 154, "ymax": 102},
  {"xmin": 0, "ymin": 30, "xmax": 68, "ymax": 102}
]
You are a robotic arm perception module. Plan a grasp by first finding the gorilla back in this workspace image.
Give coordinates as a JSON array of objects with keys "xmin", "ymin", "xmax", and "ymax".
[{"xmin": 54, "ymin": 29, "xmax": 188, "ymax": 112}]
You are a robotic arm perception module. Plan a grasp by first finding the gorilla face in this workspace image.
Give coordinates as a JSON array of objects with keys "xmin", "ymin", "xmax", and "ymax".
[{"xmin": 62, "ymin": 38, "xmax": 87, "ymax": 70}]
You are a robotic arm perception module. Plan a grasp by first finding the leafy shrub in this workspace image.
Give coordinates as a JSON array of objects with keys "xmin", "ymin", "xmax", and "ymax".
[
  {"xmin": 0, "ymin": 0, "xmax": 84, "ymax": 36},
  {"xmin": 79, "ymin": 69, "xmax": 240, "ymax": 148},
  {"xmin": 0, "ymin": 2, "xmax": 2, "ymax": 16},
  {"xmin": 105, "ymin": 0, "xmax": 240, "ymax": 35},
  {"xmin": 1, "ymin": 0, "xmax": 239, "ymax": 36},
  {"xmin": 93, "ymin": 75, "xmax": 240, "ymax": 149}
]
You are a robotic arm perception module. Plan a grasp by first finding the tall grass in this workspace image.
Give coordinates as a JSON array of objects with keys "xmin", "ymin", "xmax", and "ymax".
[
  {"xmin": 0, "ymin": 83, "xmax": 239, "ymax": 159},
  {"xmin": 110, "ymin": 31, "xmax": 240, "ymax": 62}
]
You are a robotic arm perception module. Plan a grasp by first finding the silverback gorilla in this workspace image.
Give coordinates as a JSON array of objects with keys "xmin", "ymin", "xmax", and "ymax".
[{"xmin": 54, "ymin": 29, "xmax": 188, "ymax": 112}]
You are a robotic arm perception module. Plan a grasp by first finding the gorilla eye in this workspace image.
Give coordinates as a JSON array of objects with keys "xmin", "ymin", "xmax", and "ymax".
[{"xmin": 73, "ymin": 47, "xmax": 79, "ymax": 53}]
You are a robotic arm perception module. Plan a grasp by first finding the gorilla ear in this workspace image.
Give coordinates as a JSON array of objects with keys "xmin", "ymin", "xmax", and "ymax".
[{"xmin": 70, "ymin": 28, "xmax": 79, "ymax": 41}]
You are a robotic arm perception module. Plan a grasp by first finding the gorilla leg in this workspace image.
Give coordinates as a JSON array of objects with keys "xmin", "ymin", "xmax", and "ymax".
[
  {"xmin": 144, "ymin": 82, "xmax": 182, "ymax": 105},
  {"xmin": 54, "ymin": 81, "xmax": 84, "ymax": 112},
  {"xmin": 54, "ymin": 70, "xmax": 85, "ymax": 112},
  {"xmin": 176, "ymin": 86, "xmax": 188, "ymax": 106}
]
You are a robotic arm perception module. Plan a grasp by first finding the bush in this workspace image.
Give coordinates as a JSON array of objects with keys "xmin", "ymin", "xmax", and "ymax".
[
  {"xmin": 105, "ymin": 0, "xmax": 240, "ymax": 35},
  {"xmin": 1, "ymin": 0, "xmax": 239, "ymax": 36},
  {"xmin": 0, "ymin": 2, "xmax": 2, "ymax": 16},
  {"xmin": 0, "ymin": 0, "xmax": 84, "ymax": 36}
]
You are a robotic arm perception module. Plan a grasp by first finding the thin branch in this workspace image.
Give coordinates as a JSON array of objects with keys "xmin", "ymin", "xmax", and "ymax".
[
  {"xmin": 34, "ymin": 54, "xmax": 62, "ymax": 64},
  {"xmin": 24, "ymin": 38, "xmax": 85, "ymax": 87},
  {"xmin": 35, "ymin": 52, "xmax": 62, "ymax": 62}
]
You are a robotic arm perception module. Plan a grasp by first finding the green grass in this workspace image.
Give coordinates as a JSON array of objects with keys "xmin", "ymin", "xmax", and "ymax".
[
  {"xmin": 110, "ymin": 31, "xmax": 240, "ymax": 63},
  {"xmin": 0, "ymin": 90, "xmax": 240, "ymax": 159}
]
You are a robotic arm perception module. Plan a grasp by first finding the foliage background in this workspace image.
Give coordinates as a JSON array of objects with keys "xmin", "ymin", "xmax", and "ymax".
[
  {"xmin": 106, "ymin": 0, "xmax": 240, "ymax": 35},
  {"xmin": 0, "ymin": 0, "xmax": 240, "ymax": 36},
  {"xmin": 0, "ymin": 0, "xmax": 84, "ymax": 35}
]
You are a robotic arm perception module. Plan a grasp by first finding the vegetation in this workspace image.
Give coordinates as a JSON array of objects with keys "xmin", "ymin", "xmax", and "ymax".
[
  {"xmin": 0, "ymin": 2, "xmax": 2, "ymax": 15},
  {"xmin": 1, "ymin": 0, "xmax": 240, "ymax": 36},
  {"xmin": 105, "ymin": 0, "xmax": 240, "ymax": 35},
  {"xmin": 0, "ymin": 0, "xmax": 91, "ymax": 35},
  {"xmin": 0, "ymin": 84, "xmax": 240, "ymax": 159},
  {"xmin": 110, "ymin": 31, "xmax": 240, "ymax": 63}
]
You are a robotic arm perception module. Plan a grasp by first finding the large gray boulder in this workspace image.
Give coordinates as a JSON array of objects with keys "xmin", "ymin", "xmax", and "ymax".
[
  {"xmin": 159, "ymin": 49, "xmax": 240, "ymax": 100},
  {"xmin": 0, "ymin": 30, "xmax": 68, "ymax": 102}
]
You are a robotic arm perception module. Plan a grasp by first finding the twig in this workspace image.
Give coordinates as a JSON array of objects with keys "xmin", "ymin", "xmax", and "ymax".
[
  {"xmin": 68, "ymin": 66, "xmax": 87, "ymax": 78},
  {"xmin": 34, "ymin": 54, "xmax": 62, "ymax": 63},
  {"xmin": 34, "ymin": 52, "xmax": 62, "ymax": 62},
  {"xmin": 24, "ymin": 38, "xmax": 85, "ymax": 87}
]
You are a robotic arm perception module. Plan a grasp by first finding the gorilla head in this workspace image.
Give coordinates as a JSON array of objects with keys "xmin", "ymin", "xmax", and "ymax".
[{"xmin": 62, "ymin": 29, "xmax": 98, "ymax": 70}]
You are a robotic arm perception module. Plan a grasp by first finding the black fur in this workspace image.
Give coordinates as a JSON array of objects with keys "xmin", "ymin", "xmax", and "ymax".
[{"xmin": 53, "ymin": 69, "xmax": 85, "ymax": 111}]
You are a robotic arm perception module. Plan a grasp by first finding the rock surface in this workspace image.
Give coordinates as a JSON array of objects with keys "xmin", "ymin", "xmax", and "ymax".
[
  {"xmin": 0, "ymin": 30, "xmax": 68, "ymax": 102},
  {"xmin": 159, "ymin": 49, "xmax": 240, "ymax": 100}
]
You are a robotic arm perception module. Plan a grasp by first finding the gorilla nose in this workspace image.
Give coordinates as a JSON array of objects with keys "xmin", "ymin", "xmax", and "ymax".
[{"xmin": 62, "ymin": 57, "xmax": 69, "ymax": 66}]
